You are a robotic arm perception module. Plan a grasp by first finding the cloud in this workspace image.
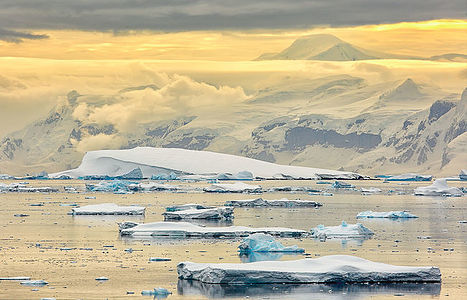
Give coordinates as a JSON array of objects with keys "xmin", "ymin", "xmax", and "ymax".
[
  {"xmin": 0, "ymin": 28, "xmax": 48, "ymax": 43},
  {"xmin": 0, "ymin": 1, "xmax": 464, "ymax": 32},
  {"xmin": 73, "ymin": 134, "xmax": 125, "ymax": 153},
  {"xmin": 75, "ymin": 74, "xmax": 248, "ymax": 131}
]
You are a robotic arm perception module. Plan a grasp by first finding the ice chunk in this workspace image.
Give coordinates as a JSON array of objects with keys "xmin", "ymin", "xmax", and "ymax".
[
  {"xmin": 361, "ymin": 187, "xmax": 382, "ymax": 193},
  {"xmin": 163, "ymin": 207, "xmax": 233, "ymax": 220},
  {"xmin": 460, "ymin": 169, "xmax": 467, "ymax": 181},
  {"xmin": 331, "ymin": 181, "xmax": 355, "ymax": 188},
  {"xmin": 128, "ymin": 182, "xmax": 179, "ymax": 192},
  {"xmin": 151, "ymin": 172, "xmax": 178, "ymax": 180},
  {"xmin": 85, "ymin": 180, "xmax": 134, "ymax": 193},
  {"xmin": 71, "ymin": 203, "xmax": 145, "ymax": 215},
  {"xmin": 238, "ymin": 233, "xmax": 304, "ymax": 254},
  {"xmin": 357, "ymin": 211, "xmax": 418, "ymax": 219},
  {"xmin": 204, "ymin": 182, "xmax": 262, "ymax": 193},
  {"xmin": 119, "ymin": 221, "xmax": 307, "ymax": 238},
  {"xmin": 0, "ymin": 174, "xmax": 13, "ymax": 180},
  {"xmin": 149, "ymin": 257, "xmax": 171, "ymax": 262},
  {"xmin": 414, "ymin": 179, "xmax": 463, "ymax": 197},
  {"xmin": 0, "ymin": 277, "xmax": 31, "ymax": 281},
  {"xmin": 166, "ymin": 204, "xmax": 215, "ymax": 212},
  {"xmin": 177, "ymin": 255, "xmax": 441, "ymax": 284},
  {"xmin": 20, "ymin": 280, "xmax": 48, "ymax": 286},
  {"xmin": 311, "ymin": 221, "xmax": 374, "ymax": 239},
  {"xmin": 225, "ymin": 198, "xmax": 321, "ymax": 208},
  {"xmin": 385, "ymin": 174, "xmax": 432, "ymax": 181},
  {"xmin": 141, "ymin": 288, "xmax": 172, "ymax": 297},
  {"xmin": 95, "ymin": 277, "xmax": 109, "ymax": 281},
  {"xmin": 117, "ymin": 167, "xmax": 143, "ymax": 179},
  {"xmin": 0, "ymin": 183, "xmax": 59, "ymax": 193},
  {"xmin": 216, "ymin": 171, "xmax": 254, "ymax": 181}
]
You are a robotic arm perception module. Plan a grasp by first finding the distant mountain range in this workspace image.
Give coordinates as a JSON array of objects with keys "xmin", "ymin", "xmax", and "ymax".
[
  {"xmin": 255, "ymin": 34, "xmax": 466, "ymax": 61},
  {"xmin": 0, "ymin": 74, "xmax": 465, "ymax": 177}
]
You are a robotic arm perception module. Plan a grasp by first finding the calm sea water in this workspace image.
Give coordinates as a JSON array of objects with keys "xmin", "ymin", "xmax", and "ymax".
[{"xmin": 0, "ymin": 180, "xmax": 466, "ymax": 300}]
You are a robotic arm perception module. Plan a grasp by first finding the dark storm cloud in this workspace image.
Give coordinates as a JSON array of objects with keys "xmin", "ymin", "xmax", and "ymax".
[
  {"xmin": 0, "ymin": 28, "xmax": 49, "ymax": 43},
  {"xmin": 0, "ymin": 0, "xmax": 465, "ymax": 33}
]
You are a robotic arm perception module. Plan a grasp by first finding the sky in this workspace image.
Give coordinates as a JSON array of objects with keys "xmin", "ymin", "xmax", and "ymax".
[{"xmin": 0, "ymin": 1, "xmax": 466, "ymax": 138}]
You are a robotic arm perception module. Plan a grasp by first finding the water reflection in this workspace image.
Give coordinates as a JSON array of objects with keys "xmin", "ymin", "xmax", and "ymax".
[{"xmin": 177, "ymin": 280, "xmax": 441, "ymax": 299}]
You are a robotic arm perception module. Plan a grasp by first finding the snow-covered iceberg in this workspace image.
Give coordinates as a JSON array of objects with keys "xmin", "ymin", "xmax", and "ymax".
[
  {"xmin": 119, "ymin": 221, "xmax": 307, "ymax": 238},
  {"xmin": 311, "ymin": 221, "xmax": 374, "ymax": 239},
  {"xmin": 357, "ymin": 211, "xmax": 418, "ymax": 219},
  {"xmin": 238, "ymin": 233, "xmax": 304, "ymax": 254},
  {"xmin": 70, "ymin": 203, "xmax": 145, "ymax": 215},
  {"xmin": 216, "ymin": 171, "xmax": 254, "ymax": 181},
  {"xmin": 225, "ymin": 198, "xmax": 322, "ymax": 208},
  {"xmin": 204, "ymin": 182, "xmax": 262, "ymax": 193},
  {"xmin": 163, "ymin": 207, "xmax": 234, "ymax": 220},
  {"xmin": 414, "ymin": 179, "xmax": 463, "ymax": 197},
  {"xmin": 385, "ymin": 174, "xmax": 432, "ymax": 181},
  {"xmin": 50, "ymin": 147, "xmax": 363, "ymax": 180},
  {"xmin": 177, "ymin": 255, "xmax": 441, "ymax": 284},
  {"xmin": 166, "ymin": 204, "xmax": 215, "ymax": 212}
]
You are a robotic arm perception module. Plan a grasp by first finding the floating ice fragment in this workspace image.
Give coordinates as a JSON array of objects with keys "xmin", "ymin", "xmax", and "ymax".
[
  {"xmin": 225, "ymin": 198, "xmax": 321, "ymax": 207},
  {"xmin": 163, "ymin": 207, "xmax": 233, "ymax": 220},
  {"xmin": 177, "ymin": 255, "xmax": 441, "ymax": 284},
  {"xmin": 385, "ymin": 174, "xmax": 432, "ymax": 182},
  {"xmin": 70, "ymin": 203, "xmax": 145, "ymax": 215},
  {"xmin": 332, "ymin": 181, "xmax": 355, "ymax": 189},
  {"xmin": 166, "ymin": 204, "xmax": 215, "ymax": 212},
  {"xmin": 141, "ymin": 288, "xmax": 172, "ymax": 296},
  {"xmin": 238, "ymin": 233, "xmax": 304, "ymax": 254},
  {"xmin": 0, "ymin": 277, "xmax": 31, "ymax": 281},
  {"xmin": 357, "ymin": 211, "xmax": 418, "ymax": 219},
  {"xmin": 204, "ymin": 182, "xmax": 262, "ymax": 193},
  {"xmin": 311, "ymin": 221, "xmax": 374, "ymax": 239},
  {"xmin": 149, "ymin": 257, "xmax": 171, "ymax": 262},
  {"xmin": 95, "ymin": 277, "xmax": 108, "ymax": 281},
  {"xmin": 414, "ymin": 179, "xmax": 463, "ymax": 197},
  {"xmin": 20, "ymin": 280, "xmax": 48, "ymax": 286}
]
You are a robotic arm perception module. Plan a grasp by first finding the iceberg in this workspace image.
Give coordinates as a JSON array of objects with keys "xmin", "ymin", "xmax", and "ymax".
[
  {"xmin": 311, "ymin": 221, "xmax": 374, "ymax": 239},
  {"xmin": 216, "ymin": 171, "xmax": 254, "ymax": 181},
  {"xmin": 119, "ymin": 221, "xmax": 307, "ymax": 238},
  {"xmin": 331, "ymin": 181, "xmax": 355, "ymax": 189},
  {"xmin": 385, "ymin": 174, "xmax": 432, "ymax": 181},
  {"xmin": 127, "ymin": 182, "xmax": 180, "ymax": 192},
  {"xmin": 361, "ymin": 187, "xmax": 382, "ymax": 194},
  {"xmin": 166, "ymin": 204, "xmax": 215, "ymax": 212},
  {"xmin": 225, "ymin": 198, "xmax": 322, "ymax": 208},
  {"xmin": 0, "ymin": 174, "xmax": 13, "ymax": 180},
  {"xmin": 50, "ymin": 147, "xmax": 363, "ymax": 180},
  {"xmin": 177, "ymin": 255, "xmax": 441, "ymax": 284},
  {"xmin": 20, "ymin": 280, "xmax": 48, "ymax": 286},
  {"xmin": 70, "ymin": 203, "xmax": 145, "ymax": 215},
  {"xmin": 0, "ymin": 183, "xmax": 58, "ymax": 193},
  {"xmin": 85, "ymin": 180, "xmax": 134, "ymax": 193},
  {"xmin": 238, "ymin": 233, "xmax": 304, "ymax": 254},
  {"xmin": 357, "ymin": 211, "xmax": 418, "ymax": 219},
  {"xmin": 204, "ymin": 182, "xmax": 262, "ymax": 193},
  {"xmin": 460, "ymin": 169, "xmax": 467, "ymax": 181},
  {"xmin": 414, "ymin": 179, "xmax": 463, "ymax": 197},
  {"xmin": 163, "ymin": 207, "xmax": 234, "ymax": 220},
  {"xmin": 141, "ymin": 288, "xmax": 172, "ymax": 297}
]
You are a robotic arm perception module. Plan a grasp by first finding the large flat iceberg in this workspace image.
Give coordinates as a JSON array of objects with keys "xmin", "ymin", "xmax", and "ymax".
[
  {"xmin": 163, "ymin": 207, "xmax": 234, "ymax": 220},
  {"xmin": 225, "ymin": 198, "xmax": 322, "ymax": 208},
  {"xmin": 177, "ymin": 255, "xmax": 441, "ymax": 284},
  {"xmin": 50, "ymin": 147, "xmax": 363, "ymax": 180},
  {"xmin": 357, "ymin": 211, "xmax": 418, "ymax": 219},
  {"xmin": 311, "ymin": 221, "xmax": 374, "ymax": 239},
  {"xmin": 414, "ymin": 179, "xmax": 463, "ymax": 197},
  {"xmin": 71, "ymin": 203, "xmax": 145, "ymax": 215},
  {"xmin": 166, "ymin": 204, "xmax": 215, "ymax": 212},
  {"xmin": 119, "ymin": 221, "xmax": 307, "ymax": 238}
]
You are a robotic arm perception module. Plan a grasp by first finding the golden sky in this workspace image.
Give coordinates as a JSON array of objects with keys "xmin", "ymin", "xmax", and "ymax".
[{"xmin": 0, "ymin": 19, "xmax": 466, "ymax": 61}]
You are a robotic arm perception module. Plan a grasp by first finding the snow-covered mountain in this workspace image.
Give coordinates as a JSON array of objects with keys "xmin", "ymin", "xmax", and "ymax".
[{"xmin": 0, "ymin": 76, "xmax": 465, "ymax": 177}]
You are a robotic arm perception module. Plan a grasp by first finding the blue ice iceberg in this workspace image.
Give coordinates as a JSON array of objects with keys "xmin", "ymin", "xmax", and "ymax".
[
  {"xmin": 238, "ymin": 233, "xmax": 304, "ymax": 254},
  {"xmin": 385, "ymin": 174, "xmax": 432, "ymax": 182},
  {"xmin": 332, "ymin": 181, "xmax": 355, "ymax": 189},
  {"xmin": 141, "ymin": 287, "xmax": 172, "ymax": 297},
  {"xmin": 85, "ymin": 180, "xmax": 135, "ymax": 193}
]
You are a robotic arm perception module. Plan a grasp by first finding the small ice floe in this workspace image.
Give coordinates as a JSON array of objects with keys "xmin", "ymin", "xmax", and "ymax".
[
  {"xmin": 166, "ymin": 204, "xmax": 215, "ymax": 212},
  {"xmin": 311, "ymin": 221, "xmax": 374, "ymax": 240},
  {"xmin": 331, "ymin": 181, "xmax": 355, "ymax": 189},
  {"xmin": 60, "ymin": 203, "xmax": 78, "ymax": 207},
  {"xmin": 149, "ymin": 257, "xmax": 171, "ymax": 262},
  {"xmin": 30, "ymin": 203, "xmax": 44, "ymax": 206},
  {"xmin": 238, "ymin": 233, "xmax": 304, "ymax": 254},
  {"xmin": 14, "ymin": 214, "xmax": 29, "ymax": 217},
  {"xmin": 385, "ymin": 174, "xmax": 432, "ymax": 182},
  {"xmin": 361, "ymin": 187, "xmax": 382, "ymax": 194},
  {"xmin": 85, "ymin": 180, "xmax": 134, "ymax": 194},
  {"xmin": 70, "ymin": 203, "xmax": 145, "ymax": 215},
  {"xmin": 119, "ymin": 221, "xmax": 307, "ymax": 238},
  {"xmin": 128, "ymin": 182, "xmax": 180, "ymax": 192},
  {"xmin": 225, "ymin": 198, "xmax": 321, "ymax": 208},
  {"xmin": 141, "ymin": 288, "xmax": 172, "ymax": 297},
  {"xmin": 204, "ymin": 182, "xmax": 262, "ymax": 193},
  {"xmin": 177, "ymin": 255, "xmax": 441, "ymax": 284},
  {"xmin": 414, "ymin": 179, "xmax": 463, "ymax": 197},
  {"xmin": 458, "ymin": 220, "xmax": 467, "ymax": 224},
  {"xmin": 0, "ymin": 277, "xmax": 31, "ymax": 281},
  {"xmin": 40, "ymin": 298, "xmax": 56, "ymax": 300},
  {"xmin": 357, "ymin": 211, "xmax": 418, "ymax": 219},
  {"xmin": 84, "ymin": 196, "xmax": 96, "ymax": 199},
  {"xmin": 0, "ymin": 183, "xmax": 59, "ymax": 193},
  {"xmin": 20, "ymin": 280, "xmax": 48, "ymax": 286},
  {"xmin": 163, "ymin": 207, "xmax": 234, "ymax": 220},
  {"xmin": 95, "ymin": 276, "xmax": 109, "ymax": 281}
]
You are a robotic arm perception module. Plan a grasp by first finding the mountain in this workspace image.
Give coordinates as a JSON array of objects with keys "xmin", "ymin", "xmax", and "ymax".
[
  {"xmin": 255, "ymin": 34, "xmax": 411, "ymax": 61},
  {"xmin": 0, "ymin": 78, "xmax": 464, "ymax": 177}
]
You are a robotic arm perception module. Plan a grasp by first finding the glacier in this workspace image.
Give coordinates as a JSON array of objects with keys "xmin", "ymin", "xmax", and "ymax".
[
  {"xmin": 225, "ymin": 198, "xmax": 322, "ymax": 208},
  {"xmin": 119, "ymin": 221, "xmax": 307, "ymax": 238},
  {"xmin": 177, "ymin": 255, "xmax": 441, "ymax": 284},
  {"xmin": 50, "ymin": 147, "xmax": 363, "ymax": 180},
  {"xmin": 311, "ymin": 221, "xmax": 374, "ymax": 239},
  {"xmin": 357, "ymin": 211, "xmax": 418, "ymax": 219},
  {"xmin": 238, "ymin": 233, "xmax": 304, "ymax": 254},
  {"xmin": 414, "ymin": 179, "xmax": 463, "ymax": 197},
  {"xmin": 70, "ymin": 203, "xmax": 145, "ymax": 215}
]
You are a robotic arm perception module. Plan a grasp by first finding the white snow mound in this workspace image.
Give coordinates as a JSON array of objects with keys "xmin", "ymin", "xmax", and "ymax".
[
  {"xmin": 50, "ymin": 147, "xmax": 362, "ymax": 180},
  {"xmin": 177, "ymin": 255, "xmax": 441, "ymax": 284}
]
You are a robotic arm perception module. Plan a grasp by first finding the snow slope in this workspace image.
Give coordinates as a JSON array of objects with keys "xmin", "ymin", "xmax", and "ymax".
[{"xmin": 50, "ymin": 147, "xmax": 362, "ymax": 180}]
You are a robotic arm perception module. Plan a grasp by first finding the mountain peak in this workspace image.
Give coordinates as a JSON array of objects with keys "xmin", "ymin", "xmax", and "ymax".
[{"xmin": 381, "ymin": 78, "xmax": 423, "ymax": 101}]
